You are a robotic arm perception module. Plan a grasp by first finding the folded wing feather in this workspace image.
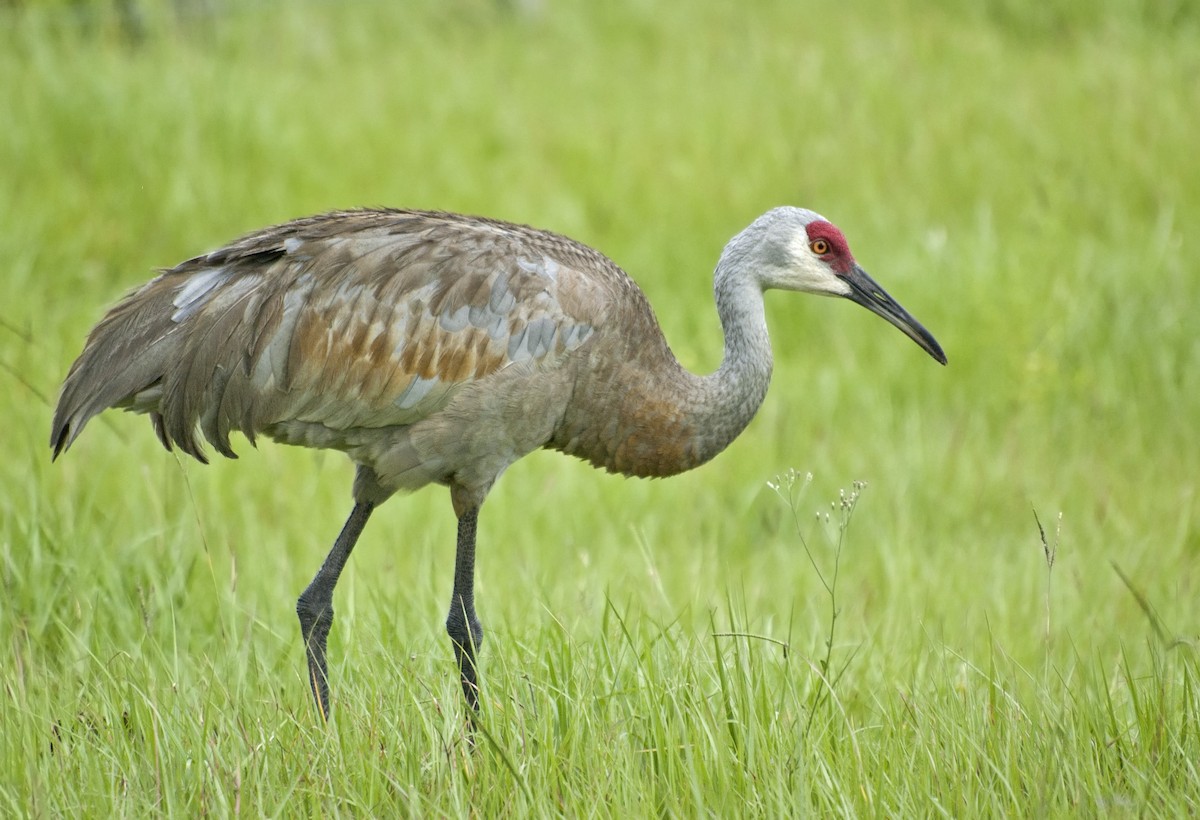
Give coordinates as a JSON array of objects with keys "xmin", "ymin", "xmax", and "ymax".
[{"xmin": 50, "ymin": 210, "xmax": 605, "ymax": 461}]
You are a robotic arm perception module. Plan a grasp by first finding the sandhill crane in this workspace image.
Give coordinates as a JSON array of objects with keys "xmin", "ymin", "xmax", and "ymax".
[{"xmin": 51, "ymin": 207, "xmax": 945, "ymax": 722}]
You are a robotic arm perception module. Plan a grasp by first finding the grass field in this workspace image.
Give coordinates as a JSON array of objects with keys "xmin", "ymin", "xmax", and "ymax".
[{"xmin": 2, "ymin": 0, "xmax": 1199, "ymax": 815}]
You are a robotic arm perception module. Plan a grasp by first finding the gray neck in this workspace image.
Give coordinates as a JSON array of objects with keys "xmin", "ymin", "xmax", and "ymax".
[{"xmin": 689, "ymin": 262, "xmax": 773, "ymax": 463}]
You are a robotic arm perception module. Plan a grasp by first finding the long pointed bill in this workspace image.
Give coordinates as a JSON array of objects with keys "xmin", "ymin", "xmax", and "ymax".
[{"xmin": 843, "ymin": 264, "xmax": 947, "ymax": 365}]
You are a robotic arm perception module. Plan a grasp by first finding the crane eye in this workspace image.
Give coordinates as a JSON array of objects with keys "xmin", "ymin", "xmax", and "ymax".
[{"xmin": 810, "ymin": 239, "xmax": 831, "ymax": 255}]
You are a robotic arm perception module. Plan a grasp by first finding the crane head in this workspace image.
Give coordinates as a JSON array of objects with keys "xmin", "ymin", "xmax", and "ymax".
[{"xmin": 750, "ymin": 207, "xmax": 947, "ymax": 365}]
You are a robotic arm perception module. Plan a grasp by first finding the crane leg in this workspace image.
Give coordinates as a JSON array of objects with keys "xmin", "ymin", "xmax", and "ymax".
[
  {"xmin": 296, "ymin": 501, "xmax": 374, "ymax": 722},
  {"xmin": 446, "ymin": 506, "xmax": 484, "ymax": 714}
]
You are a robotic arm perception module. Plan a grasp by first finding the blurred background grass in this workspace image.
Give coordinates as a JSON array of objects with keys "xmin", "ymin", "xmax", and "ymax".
[{"xmin": 2, "ymin": 0, "xmax": 1198, "ymax": 813}]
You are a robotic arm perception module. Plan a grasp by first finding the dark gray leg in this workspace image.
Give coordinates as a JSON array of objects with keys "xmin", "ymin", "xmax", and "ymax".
[
  {"xmin": 296, "ymin": 501, "xmax": 374, "ymax": 721},
  {"xmin": 445, "ymin": 506, "xmax": 484, "ymax": 712}
]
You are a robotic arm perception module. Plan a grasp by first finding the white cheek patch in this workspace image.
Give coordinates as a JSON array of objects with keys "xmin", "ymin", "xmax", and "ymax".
[
  {"xmin": 778, "ymin": 226, "xmax": 853, "ymax": 296},
  {"xmin": 786, "ymin": 231, "xmax": 812, "ymax": 262}
]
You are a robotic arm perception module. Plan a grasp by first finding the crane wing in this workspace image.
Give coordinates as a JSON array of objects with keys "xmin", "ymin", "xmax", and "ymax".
[{"xmin": 51, "ymin": 210, "xmax": 610, "ymax": 462}]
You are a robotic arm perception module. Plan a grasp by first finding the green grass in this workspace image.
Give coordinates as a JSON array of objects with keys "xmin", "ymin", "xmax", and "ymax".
[{"xmin": 3, "ymin": 0, "xmax": 1199, "ymax": 814}]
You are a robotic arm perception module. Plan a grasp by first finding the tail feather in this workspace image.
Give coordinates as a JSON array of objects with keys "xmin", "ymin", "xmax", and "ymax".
[
  {"xmin": 51, "ymin": 246, "xmax": 295, "ymax": 463},
  {"xmin": 50, "ymin": 265, "xmax": 248, "ymax": 462},
  {"xmin": 51, "ymin": 276, "xmax": 185, "ymax": 458}
]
